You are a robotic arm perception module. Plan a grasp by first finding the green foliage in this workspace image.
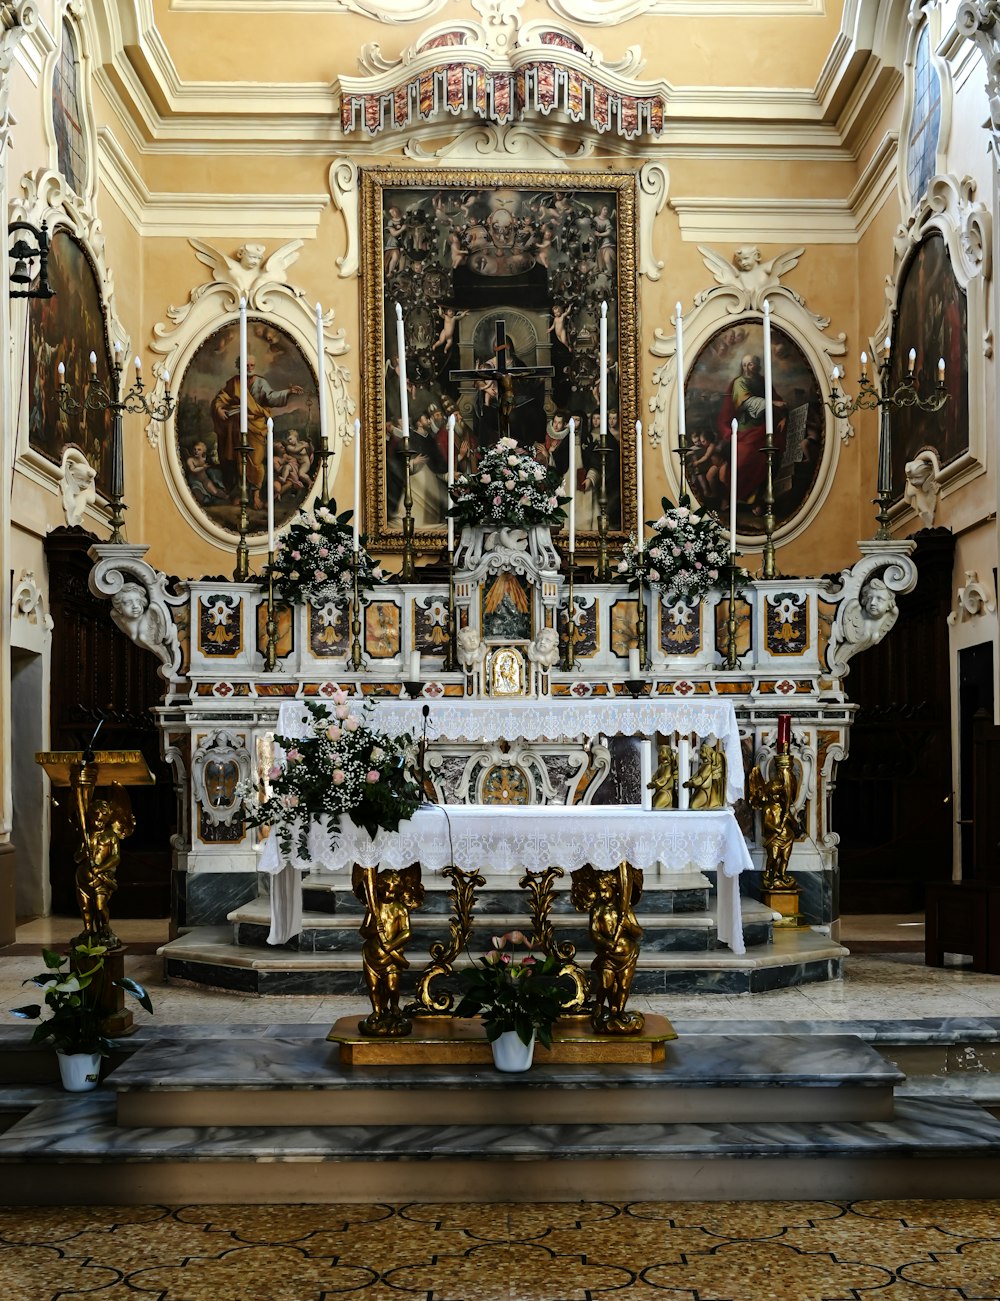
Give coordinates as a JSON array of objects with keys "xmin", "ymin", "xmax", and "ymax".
[
  {"xmin": 453, "ymin": 931, "xmax": 571, "ymax": 1050},
  {"xmin": 10, "ymin": 941, "xmax": 153, "ymax": 1057}
]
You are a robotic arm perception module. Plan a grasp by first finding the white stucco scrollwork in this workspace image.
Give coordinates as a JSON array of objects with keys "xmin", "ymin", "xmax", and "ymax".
[
  {"xmin": 902, "ymin": 448, "xmax": 941, "ymax": 527},
  {"xmin": 948, "ymin": 570, "xmax": 997, "ymax": 625},
  {"xmin": 10, "ymin": 570, "xmax": 52, "ymax": 654},
  {"xmin": 957, "ymin": 1, "xmax": 1000, "ymax": 166},
  {"xmin": 58, "ymin": 446, "xmax": 97, "ymax": 526},
  {"xmin": 88, "ymin": 543, "xmax": 187, "ymax": 683},
  {"xmin": 638, "ymin": 162, "xmax": 669, "ymax": 282},
  {"xmin": 329, "ymin": 158, "xmax": 359, "ymax": 278},
  {"xmin": 824, "ymin": 540, "xmax": 918, "ymax": 678}
]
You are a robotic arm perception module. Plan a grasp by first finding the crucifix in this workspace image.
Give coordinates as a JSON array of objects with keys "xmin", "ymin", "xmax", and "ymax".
[{"xmin": 449, "ymin": 319, "xmax": 554, "ymax": 442}]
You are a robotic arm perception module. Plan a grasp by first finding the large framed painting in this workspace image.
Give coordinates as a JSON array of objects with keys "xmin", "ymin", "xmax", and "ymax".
[
  {"xmin": 683, "ymin": 319, "xmax": 825, "ymax": 535},
  {"xmin": 175, "ymin": 318, "xmax": 320, "ymax": 537},
  {"xmin": 360, "ymin": 168, "xmax": 638, "ymax": 555},
  {"xmin": 889, "ymin": 231, "xmax": 968, "ymax": 499},
  {"xmin": 28, "ymin": 228, "xmax": 113, "ymax": 491}
]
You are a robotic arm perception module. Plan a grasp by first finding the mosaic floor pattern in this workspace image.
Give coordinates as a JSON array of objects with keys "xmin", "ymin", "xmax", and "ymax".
[{"xmin": 3, "ymin": 1199, "xmax": 1000, "ymax": 1300}]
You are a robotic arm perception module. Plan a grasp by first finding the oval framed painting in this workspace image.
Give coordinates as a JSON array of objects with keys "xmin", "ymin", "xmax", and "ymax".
[
  {"xmin": 175, "ymin": 318, "xmax": 321, "ymax": 537},
  {"xmin": 683, "ymin": 319, "xmax": 826, "ymax": 536}
]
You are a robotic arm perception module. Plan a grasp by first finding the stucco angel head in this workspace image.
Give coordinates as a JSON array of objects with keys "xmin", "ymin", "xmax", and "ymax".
[
  {"xmin": 236, "ymin": 243, "xmax": 266, "ymax": 270},
  {"xmin": 734, "ymin": 246, "xmax": 762, "ymax": 272}
]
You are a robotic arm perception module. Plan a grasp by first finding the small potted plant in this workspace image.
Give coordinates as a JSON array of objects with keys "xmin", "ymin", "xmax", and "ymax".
[
  {"xmin": 11, "ymin": 940, "xmax": 153, "ymax": 1091},
  {"xmin": 454, "ymin": 931, "xmax": 571, "ymax": 1072}
]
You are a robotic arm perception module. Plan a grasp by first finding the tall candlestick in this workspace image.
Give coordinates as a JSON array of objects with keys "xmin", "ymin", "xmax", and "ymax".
[
  {"xmin": 763, "ymin": 299, "xmax": 773, "ymax": 436},
  {"xmin": 599, "ymin": 301, "xmax": 608, "ymax": 440},
  {"xmin": 677, "ymin": 736, "xmax": 691, "ymax": 811},
  {"xmin": 266, "ymin": 417, "xmax": 275, "ymax": 553},
  {"xmin": 446, "ymin": 412, "xmax": 456, "ymax": 553},
  {"xmin": 635, "ymin": 419, "xmax": 644, "ymax": 542},
  {"xmin": 729, "ymin": 418, "xmax": 738, "ymax": 552},
  {"xmin": 568, "ymin": 417, "xmax": 576, "ymax": 552},
  {"xmin": 353, "ymin": 417, "xmax": 361, "ymax": 553},
  {"xmin": 676, "ymin": 301, "xmax": 686, "ymax": 446},
  {"xmin": 394, "ymin": 302, "xmax": 410, "ymax": 438},
  {"xmin": 315, "ymin": 302, "xmax": 328, "ymax": 450},
  {"xmin": 239, "ymin": 298, "xmax": 248, "ymax": 434}
]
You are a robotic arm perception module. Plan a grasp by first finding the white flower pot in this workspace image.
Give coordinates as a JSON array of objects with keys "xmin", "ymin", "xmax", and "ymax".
[
  {"xmin": 56, "ymin": 1050, "xmax": 102, "ymax": 1092},
  {"xmin": 491, "ymin": 1030, "xmax": 535, "ymax": 1073}
]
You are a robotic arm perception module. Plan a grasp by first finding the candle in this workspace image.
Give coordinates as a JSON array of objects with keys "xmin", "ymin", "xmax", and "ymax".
[
  {"xmin": 763, "ymin": 299, "xmax": 773, "ymax": 437},
  {"xmin": 599, "ymin": 301, "xmax": 608, "ymax": 441},
  {"xmin": 89, "ymin": 350, "xmax": 97, "ymax": 377},
  {"xmin": 316, "ymin": 302, "xmax": 329, "ymax": 450},
  {"xmin": 675, "ymin": 302, "xmax": 686, "ymax": 447},
  {"xmin": 163, "ymin": 368, "xmax": 170, "ymax": 387},
  {"xmin": 640, "ymin": 741, "xmax": 653, "ymax": 811},
  {"xmin": 239, "ymin": 298, "xmax": 248, "ymax": 434},
  {"xmin": 635, "ymin": 419, "xmax": 644, "ymax": 543},
  {"xmin": 677, "ymin": 735, "xmax": 691, "ymax": 811},
  {"xmin": 908, "ymin": 347, "xmax": 917, "ymax": 370},
  {"xmin": 394, "ymin": 302, "xmax": 410, "ymax": 438},
  {"xmin": 409, "ymin": 650, "xmax": 421, "ymax": 680},
  {"xmin": 938, "ymin": 356, "xmax": 946, "ymax": 381},
  {"xmin": 831, "ymin": 365, "xmax": 840, "ymax": 386},
  {"xmin": 57, "ymin": 361, "xmax": 65, "ymax": 380},
  {"xmin": 729, "ymin": 418, "xmax": 738, "ymax": 553},
  {"xmin": 353, "ymin": 417, "xmax": 361, "ymax": 552},
  {"xmin": 860, "ymin": 351, "xmax": 868, "ymax": 379},
  {"xmin": 134, "ymin": 356, "xmax": 141, "ymax": 374},
  {"xmin": 776, "ymin": 713, "xmax": 791, "ymax": 750},
  {"xmin": 266, "ymin": 416, "xmax": 275, "ymax": 553},
  {"xmin": 628, "ymin": 648, "xmax": 641, "ymax": 677},
  {"xmin": 446, "ymin": 412, "xmax": 456, "ymax": 553},
  {"xmin": 883, "ymin": 337, "xmax": 891, "ymax": 352},
  {"xmin": 568, "ymin": 417, "xmax": 576, "ymax": 552}
]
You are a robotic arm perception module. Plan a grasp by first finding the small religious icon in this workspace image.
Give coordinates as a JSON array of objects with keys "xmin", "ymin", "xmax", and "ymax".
[
  {"xmin": 490, "ymin": 646, "xmax": 526, "ymax": 696},
  {"xmin": 649, "ymin": 742, "xmax": 678, "ymax": 810},
  {"xmin": 748, "ymin": 753, "xmax": 800, "ymax": 891},
  {"xmin": 75, "ymin": 783, "xmax": 135, "ymax": 948},
  {"xmin": 570, "ymin": 861, "xmax": 645, "ymax": 1035},
  {"xmin": 684, "ymin": 741, "xmax": 727, "ymax": 809},
  {"xmin": 353, "ymin": 862, "xmax": 425, "ymax": 1037}
]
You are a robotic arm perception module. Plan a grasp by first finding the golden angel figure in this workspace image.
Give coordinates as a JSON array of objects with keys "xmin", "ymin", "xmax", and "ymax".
[
  {"xmin": 570, "ymin": 862, "xmax": 645, "ymax": 1034},
  {"xmin": 353, "ymin": 862, "xmax": 425, "ymax": 1037}
]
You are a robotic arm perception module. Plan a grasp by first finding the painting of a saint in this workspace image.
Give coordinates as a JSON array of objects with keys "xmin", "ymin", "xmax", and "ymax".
[
  {"xmin": 175, "ymin": 320, "xmax": 319, "ymax": 536},
  {"xmin": 28, "ymin": 230, "xmax": 113, "ymax": 491},
  {"xmin": 684, "ymin": 320, "xmax": 825, "ymax": 535},
  {"xmin": 889, "ymin": 232, "xmax": 968, "ymax": 499}
]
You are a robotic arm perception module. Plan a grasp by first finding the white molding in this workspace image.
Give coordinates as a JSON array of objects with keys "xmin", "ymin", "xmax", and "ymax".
[
  {"xmin": 669, "ymin": 196, "xmax": 859, "ymax": 244},
  {"xmin": 168, "ymin": 0, "xmax": 447, "ymax": 11},
  {"xmin": 849, "ymin": 131, "xmax": 900, "ymax": 237},
  {"xmin": 549, "ymin": 0, "xmax": 824, "ymax": 15}
]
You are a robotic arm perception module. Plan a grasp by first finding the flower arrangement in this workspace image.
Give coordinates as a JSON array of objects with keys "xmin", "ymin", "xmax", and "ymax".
[
  {"xmin": 12, "ymin": 941, "xmax": 153, "ymax": 1056},
  {"xmin": 449, "ymin": 437, "xmax": 568, "ymax": 530},
  {"xmin": 453, "ymin": 931, "xmax": 571, "ymax": 1050},
  {"xmin": 618, "ymin": 495, "xmax": 748, "ymax": 601},
  {"xmin": 263, "ymin": 499, "xmax": 387, "ymax": 607},
  {"xmin": 241, "ymin": 697, "xmax": 422, "ymax": 859}
]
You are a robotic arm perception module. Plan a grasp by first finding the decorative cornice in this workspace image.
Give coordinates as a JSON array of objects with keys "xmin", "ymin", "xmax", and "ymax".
[
  {"xmin": 956, "ymin": 0, "xmax": 1000, "ymax": 165},
  {"xmin": 669, "ymin": 196, "xmax": 858, "ymax": 245}
]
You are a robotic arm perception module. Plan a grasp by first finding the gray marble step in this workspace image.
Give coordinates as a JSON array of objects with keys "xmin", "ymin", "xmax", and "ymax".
[
  {"xmin": 2, "ymin": 1092, "xmax": 1000, "ymax": 1203},
  {"xmin": 161, "ymin": 925, "xmax": 847, "ymax": 996}
]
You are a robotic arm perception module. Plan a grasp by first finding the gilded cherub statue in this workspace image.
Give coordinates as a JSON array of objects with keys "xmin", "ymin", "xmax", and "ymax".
[
  {"xmin": 570, "ymin": 862, "xmax": 645, "ymax": 1034},
  {"xmin": 353, "ymin": 862, "xmax": 424, "ymax": 1037},
  {"xmin": 685, "ymin": 741, "xmax": 727, "ymax": 809},
  {"xmin": 74, "ymin": 782, "xmax": 135, "ymax": 947},
  {"xmin": 748, "ymin": 754, "xmax": 800, "ymax": 890},
  {"xmin": 649, "ymin": 742, "xmax": 678, "ymax": 809}
]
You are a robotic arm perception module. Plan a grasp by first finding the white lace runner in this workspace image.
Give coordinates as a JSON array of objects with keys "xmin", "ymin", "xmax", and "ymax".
[
  {"xmin": 276, "ymin": 696, "xmax": 745, "ymax": 805},
  {"xmin": 259, "ymin": 806, "xmax": 750, "ymax": 953}
]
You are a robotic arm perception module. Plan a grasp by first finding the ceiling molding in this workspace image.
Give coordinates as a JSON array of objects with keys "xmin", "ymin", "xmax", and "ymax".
[{"xmin": 669, "ymin": 196, "xmax": 859, "ymax": 244}]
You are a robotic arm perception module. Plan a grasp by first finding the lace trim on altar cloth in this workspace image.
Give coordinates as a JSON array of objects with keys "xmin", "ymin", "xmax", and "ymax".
[{"xmin": 276, "ymin": 696, "xmax": 745, "ymax": 805}]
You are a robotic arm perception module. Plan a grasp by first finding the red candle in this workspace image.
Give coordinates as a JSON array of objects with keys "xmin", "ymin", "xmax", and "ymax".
[{"xmin": 776, "ymin": 714, "xmax": 791, "ymax": 749}]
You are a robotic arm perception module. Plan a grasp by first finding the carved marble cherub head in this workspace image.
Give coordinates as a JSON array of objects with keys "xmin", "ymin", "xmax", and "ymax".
[
  {"xmin": 111, "ymin": 583, "xmax": 148, "ymax": 621},
  {"xmin": 236, "ymin": 242, "xmax": 266, "ymax": 270},
  {"xmin": 528, "ymin": 625, "xmax": 560, "ymax": 669},
  {"xmin": 734, "ymin": 246, "xmax": 762, "ymax": 273},
  {"xmin": 860, "ymin": 577, "xmax": 895, "ymax": 621}
]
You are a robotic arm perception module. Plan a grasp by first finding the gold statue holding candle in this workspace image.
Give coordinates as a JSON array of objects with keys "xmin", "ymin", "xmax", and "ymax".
[
  {"xmin": 353, "ymin": 862, "xmax": 425, "ymax": 1037},
  {"xmin": 571, "ymin": 861, "xmax": 645, "ymax": 1034}
]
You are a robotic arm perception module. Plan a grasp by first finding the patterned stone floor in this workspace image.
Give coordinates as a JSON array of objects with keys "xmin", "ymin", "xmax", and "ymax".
[{"xmin": 2, "ymin": 1199, "xmax": 1000, "ymax": 1299}]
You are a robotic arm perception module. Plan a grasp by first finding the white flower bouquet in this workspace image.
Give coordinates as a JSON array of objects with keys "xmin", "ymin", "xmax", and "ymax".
[
  {"xmin": 264, "ymin": 500, "xmax": 386, "ymax": 606},
  {"xmin": 449, "ymin": 437, "xmax": 568, "ymax": 530},
  {"xmin": 618, "ymin": 496, "xmax": 748, "ymax": 600}
]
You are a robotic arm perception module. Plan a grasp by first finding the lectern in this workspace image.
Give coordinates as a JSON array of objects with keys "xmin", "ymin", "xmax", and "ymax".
[{"xmin": 35, "ymin": 749, "xmax": 154, "ymax": 1034}]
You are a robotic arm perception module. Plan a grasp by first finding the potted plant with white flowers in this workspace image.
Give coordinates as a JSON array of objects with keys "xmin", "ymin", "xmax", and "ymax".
[{"xmin": 12, "ymin": 940, "xmax": 153, "ymax": 1091}]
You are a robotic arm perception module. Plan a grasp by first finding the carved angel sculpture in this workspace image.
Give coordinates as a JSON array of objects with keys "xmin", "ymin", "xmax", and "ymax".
[
  {"xmin": 110, "ymin": 582, "xmax": 179, "ymax": 669},
  {"xmin": 748, "ymin": 757, "xmax": 800, "ymax": 891},
  {"xmin": 649, "ymin": 743, "xmax": 678, "ymax": 810},
  {"xmin": 698, "ymin": 244, "xmax": 804, "ymax": 301},
  {"xmin": 903, "ymin": 450, "xmax": 941, "ymax": 527},
  {"xmin": 75, "ymin": 782, "xmax": 135, "ymax": 946},
  {"xmin": 570, "ymin": 862, "xmax": 645, "ymax": 1035},
  {"xmin": 527, "ymin": 626, "xmax": 560, "ymax": 672},
  {"xmin": 188, "ymin": 237, "xmax": 305, "ymax": 298},
  {"xmin": 457, "ymin": 626, "xmax": 486, "ymax": 674},
  {"xmin": 353, "ymin": 862, "xmax": 425, "ymax": 1038},
  {"xmin": 829, "ymin": 575, "xmax": 898, "ymax": 676},
  {"xmin": 684, "ymin": 741, "xmax": 727, "ymax": 810}
]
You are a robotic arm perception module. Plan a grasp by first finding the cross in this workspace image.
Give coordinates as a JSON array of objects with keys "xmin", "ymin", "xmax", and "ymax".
[{"xmin": 449, "ymin": 319, "xmax": 554, "ymax": 441}]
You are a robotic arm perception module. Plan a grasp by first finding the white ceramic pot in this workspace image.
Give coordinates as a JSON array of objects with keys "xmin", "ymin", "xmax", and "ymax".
[
  {"xmin": 56, "ymin": 1050, "xmax": 102, "ymax": 1092},
  {"xmin": 491, "ymin": 1030, "xmax": 535, "ymax": 1073}
]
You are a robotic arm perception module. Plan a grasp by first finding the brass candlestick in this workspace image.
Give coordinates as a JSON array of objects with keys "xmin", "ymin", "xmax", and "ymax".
[
  {"xmin": 722, "ymin": 555, "xmax": 743, "ymax": 671},
  {"xmin": 400, "ymin": 437, "xmax": 416, "ymax": 582},
  {"xmin": 562, "ymin": 553, "xmax": 577, "ymax": 671},
  {"xmin": 319, "ymin": 439, "xmax": 333, "ymax": 503},
  {"xmin": 761, "ymin": 423, "xmax": 778, "ymax": 580},
  {"xmin": 595, "ymin": 432, "xmax": 612, "ymax": 582},
  {"xmin": 442, "ymin": 560, "xmax": 457, "ymax": 672},
  {"xmin": 234, "ymin": 429, "xmax": 251, "ymax": 581},
  {"xmin": 264, "ymin": 553, "xmax": 278, "ymax": 672},
  {"xmin": 350, "ymin": 549, "xmax": 365, "ymax": 671},
  {"xmin": 635, "ymin": 574, "xmax": 648, "ymax": 670}
]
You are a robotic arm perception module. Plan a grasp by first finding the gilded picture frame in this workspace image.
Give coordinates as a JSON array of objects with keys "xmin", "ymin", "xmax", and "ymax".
[{"xmin": 360, "ymin": 167, "xmax": 639, "ymax": 556}]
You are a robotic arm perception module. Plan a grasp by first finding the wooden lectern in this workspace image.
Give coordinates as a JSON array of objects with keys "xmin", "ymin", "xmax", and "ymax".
[{"xmin": 35, "ymin": 749, "xmax": 154, "ymax": 1035}]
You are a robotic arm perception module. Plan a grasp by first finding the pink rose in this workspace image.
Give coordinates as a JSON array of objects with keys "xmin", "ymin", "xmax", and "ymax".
[
  {"xmin": 268, "ymin": 763, "xmax": 282, "ymax": 780},
  {"xmin": 332, "ymin": 769, "xmax": 346, "ymax": 785},
  {"xmin": 649, "ymin": 569, "xmax": 660, "ymax": 583},
  {"xmin": 366, "ymin": 770, "xmax": 380, "ymax": 783},
  {"xmin": 326, "ymin": 725, "xmax": 342, "ymax": 742},
  {"xmin": 286, "ymin": 747, "xmax": 302, "ymax": 763},
  {"xmin": 318, "ymin": 547, "xmax": 329, "ymax": 558},
  {"xmin": 332, "ymin": 689, "xmax": 348, "ymax": 705},
  {"xmin": 314, "ymin": 569, "xmax": 327, "ymax": 581},
  {"xmin": 344, "ymin": 716, "xmax": 359, "ymax": 732},
  {"xmin": 335, "ymin": 704, "xmax": 349, "ymax": 719},
  {"xmin": 291, "ymin": 550, "xmax": 301, "ymax": 560}
]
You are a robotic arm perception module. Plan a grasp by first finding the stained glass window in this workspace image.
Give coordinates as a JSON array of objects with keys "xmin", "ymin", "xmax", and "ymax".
[
  {"xmin": 906, "ymin": 24, "xmax": 941, "ymax": 205},
  {"xmin": 53, "ymin": 18, "xmax": 86, "ymax": 196}
]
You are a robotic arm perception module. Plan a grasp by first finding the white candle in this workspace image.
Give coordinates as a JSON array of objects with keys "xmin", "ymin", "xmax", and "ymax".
[
  {"xmin": 599, "ymin": 301, "xmax": 608, "ymax": 441},
  {"xmin": 635, "ymin": 419, "xmax": 644, "ymax": 542},
  {"xmin": 676, "ymin": 302, "xmax": 686, "ymax": 447},
  {"xmin": 89, "ymin": 350, "xmax": 97, "ymax": 376},
  {"xmin": 640, "ymin": 740, "xmax": 653, "ymax": 811},
  {"xmin": 447, "ymin": 412, "xmax": 456, "ymax": 553},
  {"xmin": 163, "ymin": 368, "xmax": 170, "ymax": 386},
  {"xmin": 628, "ymin": 648, "xmax": 641, "ymax": 677},
  {"xmin": 57, "ymin": 361, "xmax": 65, "ymax": 380},
  {"xmin": 568, "ymin": 417, "xmax": 576, "ymax": 552},
  {"xmin": 394, "ymin": 302, "xmax": 410, "ymax": 438},
  {"xmin": 763, "ymin": 299, "xmax": 773, "ymax": 437},
  {"xmin": 831, "ymin": 365, "xmax": 840, "ymax": 386},
  {"xmin": 353, "ymin": 417, "xmax": 361, "ymax": 552},
  {"xmin": 266, "ymin": 416, "xmax": 275, "ymax": 553},
  {"xmin": 883, "ymin": 337, "xmax": 891, "ymax": 352},
  {"xmin": 409, "ymin": 650, "xmax": 421, "ymax": 680},
  {"xmin": 677, "ymin": 735, "xmax": 691, "ymax": 811},
  {"xmin": 239, "ymin": 298, "xmax": 248, "ymax": 434},
  {"xmin": 729, "ymin": 418, "xmax": 738, "ymax": 553},
  {"xmin": 134, "ymin": 356, "xmax": 141, "ymax": 375},
  {"xmin": 316, "ymin": 302, "xmax": 329, "ymax": 450},
  {"xmin": 938, "ymin": 356, "xmax": 946, "ymax": 380},
  {"xmin": 908, "ymin": 347, "xmax": 917, "ymax": 370}
]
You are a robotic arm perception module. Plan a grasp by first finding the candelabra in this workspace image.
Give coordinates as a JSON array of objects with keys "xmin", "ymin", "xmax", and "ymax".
[
  {"xmin": 442, "ymin": 559, "xmax": 457, "ymax": 672},
  {"xmin": 635, "ymin": 576, "xmax": 648, "ymax": 671},
  {"xmin": 263, "ymin": 554, "xmax": 278, "ymax": 672},
  {"xmin": 58, "ymin": 352, "xmax": 175, "ymax": 545},
  {"xmin": 722, "ymin": 555, "xmax": 743, "ymax": 671},
  {"xmin": 561, "ymin": 554, "xmax": 578, "ymax": 671},
  {"xmin": 349, "ymin": 550, "xmax": 365, "ymax": 671},
  {"xmin": 234, "ymin": 428, "xmax": 252, "ymax": 581},
  {"xmin": 760, "ymin": 426, "xmax": 779, "ymax": 580},
  {"xmin": 826, "ymin": 343, "xmax": 948, "ymax": 540},
  {"xmin": 400, "ymin": 438, "xmax": 416, "ymax": 582},
  {"xmin": 595, "ymin": 432, "xmax": 612, "ymax": 582},
  {"xmin": 318, "ymin": 439, "xmax": 333, "ymax": 503}
]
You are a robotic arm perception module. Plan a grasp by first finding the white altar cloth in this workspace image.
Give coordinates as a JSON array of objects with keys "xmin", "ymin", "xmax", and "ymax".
[
  {"xmin": 276, "ymin": 695, "xmax": 745, "ymax": 805},
  {"xmin": 259, "ymin": 806, "xmax": 750, "ymax": 954}
]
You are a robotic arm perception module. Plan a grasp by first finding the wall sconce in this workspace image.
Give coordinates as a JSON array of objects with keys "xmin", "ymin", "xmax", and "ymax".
[{"xmin": 7, "ymin": 220, "xmax": 54, "ymax": 299}]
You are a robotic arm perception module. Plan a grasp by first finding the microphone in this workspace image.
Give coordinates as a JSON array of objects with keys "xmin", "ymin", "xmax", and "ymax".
[
  {"xmin": 83, "ymin": 717, "xmax": 105, "ymax": 764},
  {"xmin": 418, "ymin": 704, "xmax": 430, "ymax": 799}
]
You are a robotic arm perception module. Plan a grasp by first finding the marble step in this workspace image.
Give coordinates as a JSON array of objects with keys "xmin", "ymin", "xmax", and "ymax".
[
  {"xmin": 161, "ymin": 926, "xmax": 847, "ymax": 996},
  {"xmin": 2, "ymin": 1092, "xmax": 1000, "ymax": 1204},
  {"xmin": 231, "ymin": 898, "xmax": 775, "ymax": 954},
  {"xmin": 108, "ymin": 1032, "xmax": 902, "ymax": 1128}
]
